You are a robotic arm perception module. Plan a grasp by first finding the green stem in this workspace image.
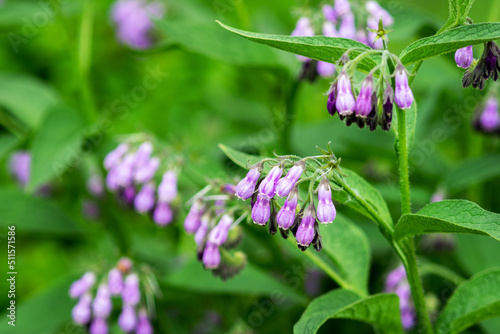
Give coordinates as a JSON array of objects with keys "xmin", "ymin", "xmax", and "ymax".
[
  {"xmin": 396, "ymin": 107, "xmax": 411, "ymax": 215},
  {"xmin": 281, "ymin": 78, "xmax": 301, "ymax": 153}
]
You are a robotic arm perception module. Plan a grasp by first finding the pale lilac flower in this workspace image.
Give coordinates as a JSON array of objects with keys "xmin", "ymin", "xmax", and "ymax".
[
  {"xmin": 251, "ymin": 193, "xmax": 271, "ymax": 225},
  {"xmin": 223, "ymin": 183, "xmax": 236, "ymax": 195},
  {"xmin": 455, "ymin": 46, "xmax": 473, "ymax": 68},
  {"xmin": 108, "ymin": 268, "xmax": 123, "ymax": 295},
  {"xmin": 72, "ymin": 293, "xmax": 92, "ymax": 325},
  {"xmin": 385, "ymin": 265, "xmax": 406, "ymax": 292},
  {"xmin": 184, "ymin": 200, "xmax": 205, "ymax": 233},
  {"xmin": 114, "ymin": 153, "xmax": 136, "ymax": 187},
  {"xmin": 208, "ymin": 214, "xmax": 233, "ymax": 245},
  {"xmin": 277, "ymin": 188, "xmax": 299, "ymax": 229},
  {"xmin": 356, "ymin": 29, "xmax": 368, "ymax": 46},
  {"xmin": 70, "ymin": 272, "xmax": 96, "ymax": 298},
  {"xmin": 104, "ymin": 143, "xmax": 129, "ymax": 170},
  {"xmin": 430, "ymin": 191, "xmax": 445, "ymax": 203},
  {"xmin": 105, "ymin": 167, "xmax": 120, "ymax": 191},
  {"xmin": 133, "ymin": 142, "xmax": 153, "ymax": 168},
  {"xmin": 322, "ymin": 4, "xmax": 336, "ymax": 22},
  {"xmin": 275, "ymin": 161, "xmax": 305, "ymax": 197},
  {"xmin": 258, "ymin": 165, "xmax": 283, "ymax": 198},
  {"xmin": 194, "ymin": 215, "xmax": 210, "ymax": 246},
  {"xmin": 134, "ymin": 156, "xmax": 160, "ymax": 184},
  {"xmin": 9, "ymin": 151, "xmax": 31, "ymax": 187},
  {"xmin": 317, "ymin": 22, "xmax": 337, "ymax": 77},
  {"xmin": 338, "ymin": 13, "xmax": 356, "ymax": 39},
  {"xmin": 122, "ymin": 273, "xmax": 140, "ymax": 306},
  {"xmin": 214, "ymin": 199, "xmax": 226, "ymax": 216},
  {"xmin": 394, "ymin": 64, "xmax": 413, "ymax": 109},
  {"xmin": 118, "ymin": 304, "xmax": 138, "ymax": 332},
  {"xmin": 235, "ymin": 167, "xmax": 261, "ymax": 200},
  {"xmin": 296, "ymin": 205, "xmax": 316, "ymax": 247},
  {"xmin": 90, "ymin": 317, "xmax": 108, "ymax": 334},
  {"xmin": 153, "ymin": 201, "xmax": 173, "ymax": 226},
  {"xmin": 334, "ymin": 0, "xmax": 351, "ymax": 18},
  {"xmin": 136, "ymin": 309, "xmax": 153, "ymax": 334},
  {"xmin": 134, "ymin": 182, "xmax": 156, "ymax": 213},
  {"xmin": 316, "ymin": 177, "xmax": 336, "ymax": 224},
  {"xmin": 92, "ymin": 284, "xmax": 112, "ymax": 318},
  {"xmin": 336, "ymin": 70, "xmax": 356, "ymax": 115},
  {"xmin": 401, "ymin": 307, "xmax": 416, "ymax": 330},
  {"xmin": 291, "ymin": 17, "xmax": 315, "ymax": 62},
  {"xmin": 366, "ymin": 1, "xmax": 394, "ymax": 27},
  {"xmin": 157, "ymin": 170, "xmax": 178, "ymax": 202},
  {"xmin": 478, "ymin": 97, "xmax": 500, "ymax": 132},
  {"xmin": 385, "ymin": 265, "xmax": 415, "ymax": 331},
  {"xmin": 87, "ymin": 174, "xmax": 104, "ymax": 198},
  {"xmin": 202, "ymin": 242, "xmax": 221, "ymax": 269},
  {"xmin": 355, "ymin": 75, "xmax": 374, "ymax": 117}
]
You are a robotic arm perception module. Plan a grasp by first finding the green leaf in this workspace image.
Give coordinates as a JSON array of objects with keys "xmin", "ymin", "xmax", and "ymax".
[
  {"xmin": 436, "ymin": 268, "xmax": 500, "ymax": 334},
  {"xmin": 162, "ymin": 259, "xmax": 308, "ymax": 305},
  {"xmin": 293, "ymin": 289, "xmax": 404, "ymax": 334},
  {"xmin": 0, "ymin": 73, "xmax": 59, "ymax": 128},
  {"xmin": 392, "ymin": 102, "xmax": 417, "ymax": 151},
  {"xmin": 0, "ymin": 133, "xmax": 20, "ymax": 160},
  {"xmin": 0, "ymin": 189, "xmax": 82, "ymax": 235},
  {"xmin": 444, "ymin": 155, "xmax": 500, "ymax": 192},
  {"xmin": 393, "ymin": 200, "xmax": 500, "ymax": 241},
  {"xmin": 400, "ymin": 23, "xmax": 500, "ymax": 65},
  {"xmin": 440, "ymin": 0, "xmax": 475, "ymax": 33},
  {"xmin": 0, "ymin": 275, "xmax": 77, "ymax": 334},
  {"xmin": 155, "ymin": 20, "xmax": 293, "ymax": 68},
  {"xmin": 455, "ymin": 234, "xmax": 500, "ymax": 275},
  {"xmin": 217, "ymin": 21, "xmax": 379, "ymax": 73},
  {"xmin": 219, "ymin": 144, "xmax": 393, "ymax": 226},
  {"xmin": 29, "ymin": 105, "xmax": 85, "ymax": 191},
  {"xmin": 0, "ymin": 1, "xmax": 47, "ymax": 27}
]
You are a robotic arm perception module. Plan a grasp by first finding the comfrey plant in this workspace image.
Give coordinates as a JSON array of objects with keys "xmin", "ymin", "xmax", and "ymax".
[
  {"xmin": 69, "ymin": 257, "xmax": 159, "ymax": 334},
  {"xmin": 104, "ymin": 138, "xmax": 180, "ymax": 226},
  {"xmin": 215, "ymin": 0, "xmax": 500, "ymax": 332}
]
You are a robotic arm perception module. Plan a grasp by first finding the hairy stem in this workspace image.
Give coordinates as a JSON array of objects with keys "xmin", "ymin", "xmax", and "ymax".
[{"xmin": 396, "ymin": 107, "xmax": 411, "ymax": 215}]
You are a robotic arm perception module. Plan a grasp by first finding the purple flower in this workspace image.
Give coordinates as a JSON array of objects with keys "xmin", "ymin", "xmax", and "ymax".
[
  {"xmin": 235, "ymin": 167, "xmax": 261, "ymax": 200},
  {"xmin": 334, "ymin": 0, "xmax": 351, "ymax": 18},
  {"xmin": 317, "ymin": 22, "xmax": 337, "ymax": 77},
  {"xmin": 322, "ymin": 4, "xmax": 336, "ymax": 22},
  {"xmin": 277, "ymin": 188, "xmax": 299, "ymax": 229},
  {"xmin": 9, "ymin": 151, "xmax": 31, "ymax": 187},
  {"xmin": 118, "ymin": 304, "xmax": 137, "ymax": 332},
  {"xmin": 184, "ymin": 200, "xmax": 205, "ymax": 233},
  {"xmin": 430, "ymin": 191, "xmax": 445, "ymax": 203},
  {"xmin": 104, "ymin": 143, "xmax": 129, "ymax": 170},
  {"xmin": 291, "ymin": 17, "xmax": 315, "ymax": 62},
  {"xmin": 122, "ymin": 273, "xmax": 140, "ymax": 306},
  {"xmin": 395, "ymin": 283, "xmax": 412, "ymax": 308},
  {"xmin": 394, "ymin": 64, "xmax": 413, "ymax": 109},
  {"xmin": 366, "ymin": 1, "xmax": 394, "ymax": 27},
  {"xmin": 356, "ymin": 29, "xmax": 368, "ymax": 46},
  {"xmin": 134, "ymin": 182, "xmax": 156, "ymax": 213},
  {"xmin": 202, "ymin": 242, "xmax": 221, "ymax": 269},
  {"xmin": 214, "ymin": 199, "xmax": 226, "ymax": 216},
  {"xmin": 355, "ymin": 75, "xmax": 374, "ymax": 117},
  {"xmin": 157, "ymin": 170, "xmax": 178, "ymax": 202},
  {"xmin": 208, "ymin": 214, "xmax": 233, "ymax": 246},
  {"xmin": 223, "ymin": 183, "xmax": 236, "ymax": 195},
  {"xmin": 87, "ymin": 174, "xmax": 104, "ymax": 198},
  {"xmin": 133, "ymin": 142, "xmax": 153, "ymax": 168},
  {"xmin": 327, "ymin": 84, "xmax": 338, "ymax": 116},
  {"xmin": 479, "ymin": 96, "xmax": 500, "ymax": 132},
  {"xmin": 336, "ymin": 70, "xmax": 356, "ymax": 115},
  {"xmin": 136, "ymin": 309, "xmax": 153, "ymax": 334},
  {"xmin": 296, "ymin": 204, "xmax": 316, "ymax": 247},
  {"xmin": 401, "ymin": 307, "xmax": 415, "ymax": 330},
  {"xmin": 108, "ymin": 268, "xmax": 123, "ymax": 295},
  {"xmin": 134, "ymin": 156, "xmax": 160, "ymax": 184},
  {"xmin": 89, "ymin": 317, "xmax": 108, "ymax": 334},
  {"xmin": 194, "ymin": 215, "xmax": 210, "ymax": 246},
  {"xmin": 153, "ymin": 201, "xmax": 173, "ymax": 226},
  {"xmin": 276, "ymin": 161, "xmax": 305, "ymax": 197},
  {"xmin": 70, "ymin": 272, "xmax": 96, "ymax": 299},
  {"xmin": 258, "ymin": 165, "xmax": 283, "ymax": 198},
  {"xmin": 92, "ymin": 284, "xmax": 112, "ymax": 318},
  {"xmin": 338, "ymin": 13, "xmax": 356, "ymax": 39},
  {"xmin": 251, "ymin": 193, "xmax": 271, "ymax": 225},
  {"xmin": 121, "ymin": 185, "xmax": 136, "ymax": 205},
  {"xmin": 114, "ymin": 153, "xmax": 136, "ymax": 188},
  {"xmin": 385, "ymin": 265, "xmax": 406, "ymax": 292},
  {"xmin": 316, "ymin": 177, "xmax": 336, "ymax": 224},
  {"xmin": 71, "ymin": 293, "xmax": 92, "ymax": 325},
  {"xmin": 105, "ymin": 167, "xmax": 120, "ymax": 191},
  {"xmin": 455, "ymin": 46, "xmax": 473, "ymax": 69}
]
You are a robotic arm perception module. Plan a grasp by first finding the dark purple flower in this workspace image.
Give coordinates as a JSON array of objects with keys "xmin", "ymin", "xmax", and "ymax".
[
  {"xmin": 335, "ymin": 70, "xmax": 355, "ymax": 116},
  {"xmin": 277, "ymin": 188, "xmax": 299, "ymax": 229},
  {"xmin": 121, "ymin": 185, "xmax": 136, "ymax": 205},
  {"xmin": 455, "ymin": 46, "xmax": 473, "ymax": 69},
  {"xmin": 235, "ymin": 167, "xmax": 261, "ymax": 200},
  {"xmin": 202, "ymin": 242, "xmax": 221, "ymax": 269},
  {"xmin": 122, "ymin": 273, "xmax": 140, "ymax": 306},
  {"xmin": 316, "ymin": 177, "xmax": 336, "ymax": 224},
  {"xmin": 275, "ymin": 161, "xmax": 305, "ymax": 197},
  {"xmin": 355, "ymin": 75, "xmax": 374, "ymax": 117},
  {"xmin": 327, "ymin": 84, "xmax": 338, "ymax": 116},
  {"xmin": 296, "ymin": 204, "xmax": 316, "ymax": 247},
  {"xmin": 69, "ymin": 272, "xmax": 96, "ymax": 299},
  {"xmin": 258, "ymin": 165, "xmax": 283, "ymax": 198},
  {"xmin": 394, "ymin": 64, "xmax": 413, "ymax": 109},
  {"xmin": 157, "ymin": 170, "xmax": 178, "ymax": 202},
  {"xmin": 71, "ymin": 293, "xmax": 92, "ymax": 325},
  {"xmin": 153, "ymin": 201, "xmax": 173, "ymax": 226},
  {"xmin": 118, "ymin": 304, "xmax": 137, "ymax": 332},
  {"xmin": 134, "ymin": 182, "xmax": 156, "ymax": 213},
  {"xmin": 251, "ymin": 193, "xmax": 271, "ymax": 225},
  {"xmin": 184, "ymin": 200, "xmax": 205, "ymax": 234}
]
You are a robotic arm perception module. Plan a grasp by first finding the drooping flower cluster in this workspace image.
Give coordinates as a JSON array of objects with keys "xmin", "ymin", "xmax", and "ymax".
[
  {"xmin": 104, "ymin": 140, "xmax": 179, "ymax": 226},
  {"xmin": 385, "ymin": 265, "xmax": 415, "ymax": 330},
  {"xmin": 462, "ymin": 41, "xmax": 500, "ymax": 89},
  {"xmin": 70, "ymin": 257, "xmax": 156, "ymax": 334},
  {"xmin": 235, "ymin": 146, "xmax": 341, "ymax": 251},
  {"xmin": 110, "ymin": 0, "xmax": 165, "ymax": 49},
  {"xmin": 184, "ymin": 182, "xmax": 247, "ymax": 280},
  {"xmin": 8, "ymin": 150, "xmax": 51, "ymax": 195},
  {"xmin": 473, "ymin": 96, "xmax": 500, "ymax": 135},
  {"xmin": 291, "ymin": 0, "xmax": 394, "ymax": 81}
]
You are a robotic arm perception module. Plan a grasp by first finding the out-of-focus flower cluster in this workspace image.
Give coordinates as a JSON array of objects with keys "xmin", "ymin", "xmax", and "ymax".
[
  {"xmin": 184, "ymin": 182, "xmax": 247, "ymax": 280},
  {"xmin": 473, "ymin": 95, "xmax": 500, "ymax": 135},
  {"xmin": 291, "ymin": 0, "xmax": 394, "ymax": 80},
  {"xmin": 111, "ymin": 0, "xmax": 165, "ymax": 49},
  {"xmin": 385, "ymin": 265, "xmax": 415, "ymax": 330},
  {"xmin": 459, "ymin": 41, "xmax": 500, "ymax": 90},
  {"xmin": 104, "ymin": 139, "xmax": 179, "ymax": 226},
  {"xmin": 69, "ymin": 257, "xmax": 157, "ymax": 334}
]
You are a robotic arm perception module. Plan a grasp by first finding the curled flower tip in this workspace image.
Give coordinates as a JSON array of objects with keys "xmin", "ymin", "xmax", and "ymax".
[
  {"xmin": 122, "ymin": 273, "xmax": 140, "ymax": 306},
  {"xmin": 355, "ymin": 75, "xmax": 374, "ymax": 117},
  {"xmin": 296, "ymin": 204, "xmax": 317, "ymax": 248},
  {"xmin": 202, "ymin": 242, "xmax": 221, "ymax": 269},
  {"xmin": 322, "ymin": 4, "xmax": 337, "ymax": 23},
  {"xmin": 251, "ymin": 193, "xmax": 271, "ymax": 225},
  {"xmin": 136, "ymin": 309, "xmax": 153, "ymax": 334},
  {"xmin": 394, "ymin": 64, "xmax": 413, "ymax": 109},
  {"xmin": 327, "ymin": 83, "xmax": 338, "ymax": 116},
  {"xmin": 108, "ymin": 268, "xmax": 124, "ymax": 295},
  {"xmin": 316, "ymin": 177, "xmax": 337, "ymax": 224},
  {"xmin": 118, "ymin": 304, "xmax": 138, "ymax": 332},
  {"xmin": 455, "ymin": 46, "xmax": 473, "ymax": 69},
  {"xmin": 71, "ymin": 293, "xmax": 92, "ymax": 325},
  {"xmin": 275, "ymin": 160, "xmax": 305, "ymax": 197},
  {"xmin": 92, "ymin": 284, "xmax": 112, "ymax": 319},
  {"xmin": 158, "ymin": 170, "xmax": 178, "ymax": 202},
  {"xmin": 184, "ymin": 200, "xmax": 205, "ymax": 234},
  {"xmin": 208, "ymin": 214, "xmax": 233, "ymax": 246},
  {"xmin": 277, "ymin": 188, "xmax": 299, "ymax": 230},
  {"xmin": 335, "ymin": 70, "xmax": 356, "ymax": 116},
  {"xmin": 89, "ymin": 317, "xmax": 108, "ymax": 334},
  {"xmin": 258, "ymin": 165, "xmax": 283, "ymax": 198},
  {"xmin": 69, "ymin": 272, "xmax": 96, "ymax": 298},
  {"xmin": 235, "ymin": 167, "xmax": 261, "ymax": 200},
  {"xmin": 134, "ymin": 182, "xmax": 156, "ymax": 213},
  {"xmin": 477, "ymin": 96, "xmax": 500, "ymax": 132},
  {"xmin": 153, "ymin": 201, "xmax": 173, "ymax": 226}
]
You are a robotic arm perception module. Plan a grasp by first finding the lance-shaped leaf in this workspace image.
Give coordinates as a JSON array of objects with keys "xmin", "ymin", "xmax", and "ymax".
[
  {"xmin": 400, "ymin": 23, "xmax": 500, "ymax": 65},
  {"xmin": 293, "ymin": 289, "xmax": 404, "ymax": 334},
  {"xmin": 393, "ymin": 200, "xmax": 500, "ymax": 241},
  {"xmin": 439, "ymin": 0, "xmax": 476, "ymax": 33},
  {"xmin": 444, "ymin": 155, "xmax": 500, "ymax": 192},
  {"xmin": 217, "ymin": 21, "xmax": 379, "ymax": 73},
  {"xmin": 435, "ymin": 268, "xmax": 500, "ymax": 334}
]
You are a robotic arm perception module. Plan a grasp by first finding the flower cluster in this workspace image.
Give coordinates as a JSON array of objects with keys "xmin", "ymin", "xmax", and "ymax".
[
  {"xmin": 385, "ymin": 265, "xmax": 415, "ymax": 330},
  {"xmin": 291, "ymin": 0, "xmax": 394, "ymax": 80},
  {"xmin": 69, "ymin": 258, "xmax": 156, "ymax": 334},
  {"xmin": 104, "ymin": 140, "xmax": 179, "ymax": 226},
  {"xmin": 461, "ymin": 41, "xmax": 500, "ymax": 89},
  {"xmin": 235, "ymin": 146, "xmax": 341, "ymax": 252},
  {"xmin": 111, "ymin": 0, "xmax": 164, "ymax": 49},
  {"xmin": 184, "ymin": 182, "xmax": 247, "ymax": 280},
  {"xmin": 473, "ymin": 96, "xmax": 500, "ymax": 135}
]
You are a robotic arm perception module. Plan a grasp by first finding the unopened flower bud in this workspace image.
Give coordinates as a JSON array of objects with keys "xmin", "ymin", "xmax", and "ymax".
[
  {"xmin": 133, "ymin": 142, "xmax": 153, "ymax": 168},
  {"xmin": 89, "ymin": 317, "xmax": 108, "ymax": 334},
  {"xmin": 69, "ymin": 272, "xmax": 96, "ymax": 298},
  {"xmin": 296, "ymin": 204, "xmax": 317, "ymax": 247},
  {"xmin": 134, "ymin": 182, "xmax": 156, "ymax": 213},
  {"xmin": 277, "ymin": 188, "xmax": 299, "ymax": 229},
  {"xmin": 104, "ymin": 143, "xmax": 129, "ymax": 170},
  {"xmin": 316, "ymin": 177, "xmax": 337, "ymax": 224},
  {"xmin": 258, "ymin": 165, "xmax": 283, "ymax": 198},
  {"xmin": 134, "ymin": 156, "xmax": 160, "ymax": 184},
  {"xmin": 195, "ymin": 215, "xmax": 210, "ymax": 246},
  {"xmin": 158, "ymin": 170, "xmax": 178, "ymax": 202},
  {"xmin": 355, "ymin": 75, "xmax": 374, "ymax": 117},
  {"xmin": 71, "ymin": 293, "xmax": 92, "ymax": 325},
  {"xmin": 118, "ymin": 304, "xmax": 137, "ymax": 332},
  {"xmin": 208, "ymin": 214, "xmax": 233, "ymax": 246},
  {"xmin": 327, "ymin": 84, "xmax": 338, "ymax": 116},
  {"xmin": 455, "ymin": 46, "xmax": 473, "ymax": 69},
  {"xmin": 276, "ymin": 161, "xmax": 305, "ymax": 197},
  {"xmin": 153, "ymin": 201, "xmax": 173, "ymax": 226},
  {"xmin": 122, "ymin": 273, "xmax": 140, "ymax": 306},
  {"xmin": 394, "ymin": 64, "xmax": 413, "ymax": 109},
  {"xmin": 202, "ymin": 242, "xmax": 221, "ymax": 269},
  {"xmin": 136, "ymin": 309, "xmax": 153, "ymax": 334},
  {"xmin": 235, "ymin": 167, "xmax": 261, "ymax": 200},
  {"xmin": 336, "ymin": 70, "xmax": 356, "ymax": 116},
  {"xmin": 251, "ymin": 193, "xmax": 271, "ymax": 225},
  {"xmin": 477, "ymin": 96, "xmax": 500, "ymax": 132},
  {"xmin": 108, "ymin": 268, "xmax": 123, "ymax": 295},
  {"xmin": 184, "ymin": 200, "xmax": 205, "ymax": 233},
  {"xmin": 92, "ymin": 284, "xmax": 112, "ymax": 318}
]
